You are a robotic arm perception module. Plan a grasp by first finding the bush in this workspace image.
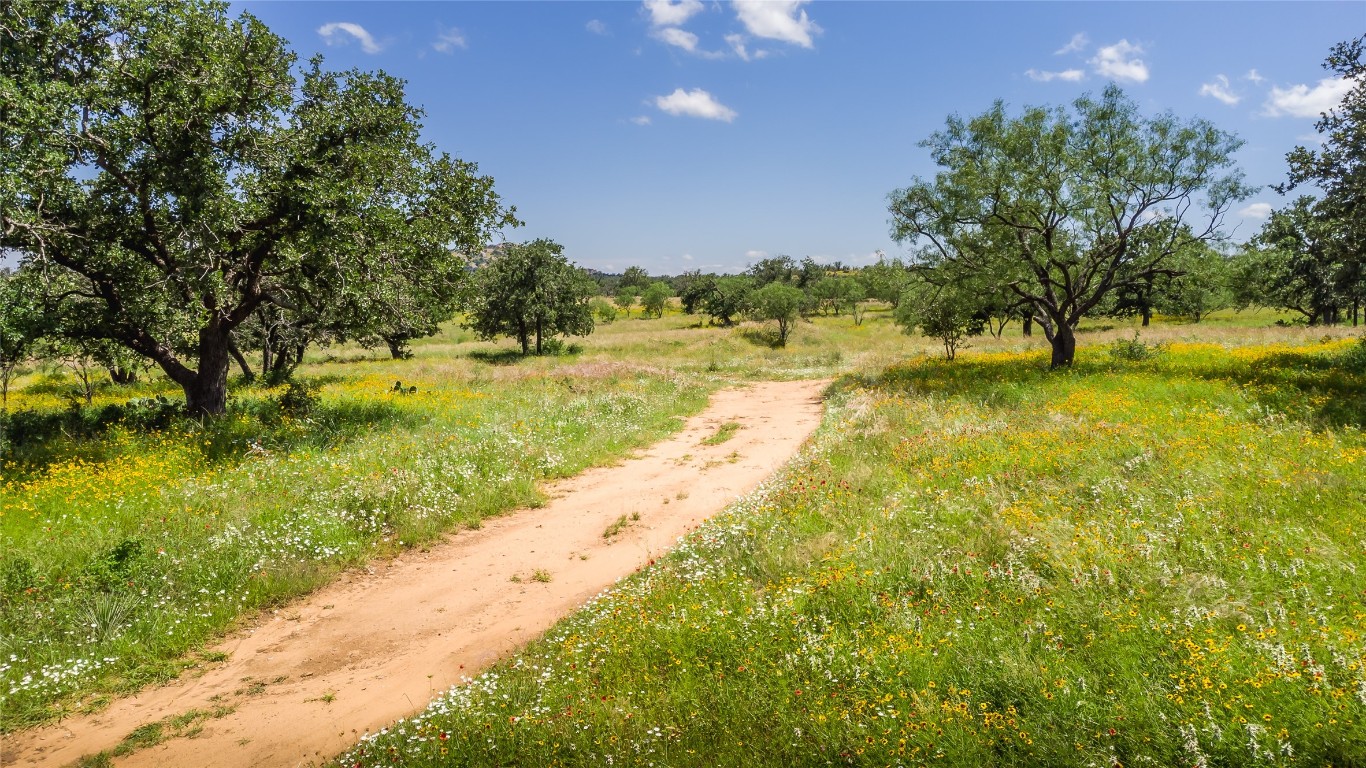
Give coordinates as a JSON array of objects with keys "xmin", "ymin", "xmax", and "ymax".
[
  {"xmin": 277, "ymin": 380, "xmax": 321, "ymax": 419},
  {"xmin": 1107, "ymin": 332, "xmax": 1166, "ymax": 362}
]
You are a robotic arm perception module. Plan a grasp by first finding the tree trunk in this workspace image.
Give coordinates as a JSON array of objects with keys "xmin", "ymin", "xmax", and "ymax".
[
  {"xmin": 1141, "ymin": 307, "xmax": 1151, "ymax": 327},
  {"xmin": 261, "ymin": 334, "xmax": 274, "ymax": 377},
  {"xmin": 535, "ymin": 318, "xmax": 543, "ymax": 355},
  {"xmin": 183, "ymin": 329, "xmax": 231, "ymax": 415},
  {"xmin": 228, "ymin": 341, "xmax": 254, "ymax": 383},
  {"xmin": 108, "ymin": 366, "xmax": 138, "ymax": 385},
  {"xmin": 1049, "ymin": 324, "xmax": 1076, "ymax": 369},
  {"xmin": 1022, "ymin": 316, "xmax": 1032, "ymax": 337},
  {"xmin": 517, "ymin": 319, "xmax": 529, "ymax": 355},
  {"xmin": 385, "ymin": 336, "xmax": 411, "ymax": 360}
]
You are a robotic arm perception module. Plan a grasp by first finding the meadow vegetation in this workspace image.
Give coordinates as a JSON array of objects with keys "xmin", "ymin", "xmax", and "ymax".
[
  {"xmin": 334, "ymin": 328, "xmax": 1366, "ymax": 767},
  {"xmin": 3, "ymin": 305, "xmax": 1364, "ymax": 768}
]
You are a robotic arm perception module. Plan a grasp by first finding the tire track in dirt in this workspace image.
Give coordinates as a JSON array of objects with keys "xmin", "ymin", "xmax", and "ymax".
[{"xmin": 5, "ymin": 379, "xmax": 828, "ymax": 768}]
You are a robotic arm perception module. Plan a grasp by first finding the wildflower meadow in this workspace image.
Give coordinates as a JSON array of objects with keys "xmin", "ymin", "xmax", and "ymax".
[{"xmin": 336, "ymin": 335, "xmax": 1365, "ymax": 767}]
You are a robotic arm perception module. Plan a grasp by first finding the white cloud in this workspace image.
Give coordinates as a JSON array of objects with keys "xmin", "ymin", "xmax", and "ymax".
[
  {"xmin": 586, "ymin": 19, "xmax": 608, "ymax": 35},
  {"xmin": 1244, "ymin": 68, "xmax": 1265, "ymax": 85},
  {"xmin": 745, "ymin": 249, "xmax": 769, "ymax": 260},
  {"xmin": 653, "ymin": 27, "xmax": 699, "ymax": 52},
  {"xmin": 682, "ymin": 253, "xmax": 694, "ymax": 261},
  {"xmin": 1090, "ymin": 39, "xmax": 1148, "ymax": 83},
  {"xmin": 432, "ymin": 27, "xmax": 466, "ymax": 54},
  {"xmin": 733, "ymin": 1, "xmax": 820, "ymax": 48},
  {"xmin": 1237, "ymin": 202, "xmax": 1272, "ymax": 220},
  {"xmin": 655, "ymin": 88, "xmax": 737, "ymax": 121},
  {"xmin": 1055, "ymin": 33, "xmax": 1089, "ymax": 55},
  {"xmin": 724, "ymin": 33, "xmax": 770, "ymax": 61},
  {"xmin": 317, "ymin": 22, "xmax": 383, "ymax": 54},
  {"xmin": 1026, "ymin": 68, "xmax": 1085, "ymax": 83},
  {"xmin": 1263, "ymin": 76, "xmax": 1354, "ymax": 118},
  {"xmin": 630, "ymin": 115, "xmax": 652, "ymax": 126},
  {"xmin": 1198, "ymin": 75, "xmax": 1240, "ymax": 106},
  {"xmin": 644, "ymin": 0, "xmax": 703, "ymax": 27}
]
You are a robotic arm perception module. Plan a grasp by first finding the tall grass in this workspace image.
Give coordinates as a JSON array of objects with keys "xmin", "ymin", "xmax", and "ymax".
[{"xmin": 337, "ymin": 337, "xmax": 1366, "ymax": 767}]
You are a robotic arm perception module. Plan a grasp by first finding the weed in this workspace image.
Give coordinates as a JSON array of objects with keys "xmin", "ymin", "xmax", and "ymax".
[
  {"xmin": 602, "ymin": 515, "xmax": 632, "ymax": 540},
  {"xmin": 700, "ymin": 421, "xmax": 742, "ymax": 445}
]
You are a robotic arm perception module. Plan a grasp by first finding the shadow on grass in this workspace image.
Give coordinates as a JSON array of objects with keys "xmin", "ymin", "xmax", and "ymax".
[
  {"xmin": 1, "ymin": 390, "xmax": 423, "ymax": 480},
  {"xmin": 1175, "ymin": 344, "xmax": 1366, "ymax": 429},
  {"xmin": 836, "ymin": 340, "xmax": 1366, "ymax": 430},
  {"xmin": 468, "ymin": 348, "xmax": 527, "ymax": 366},
  {"xmin": 736, "ymin": 326, "xmax": 785, "ymax": 349}
]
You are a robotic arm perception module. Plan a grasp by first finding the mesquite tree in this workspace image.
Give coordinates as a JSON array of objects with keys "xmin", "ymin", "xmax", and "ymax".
[
  {"xmin": 0, "ymin": 0, "xmax": 514, "ymax": 414},
  {"xmin": 888, "ymin": 86, "xmax": 1251, "ymax": 367}
]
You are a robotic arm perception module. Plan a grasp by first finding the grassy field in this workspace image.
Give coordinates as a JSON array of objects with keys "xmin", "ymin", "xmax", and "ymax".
[
  {"xmin": 3, "ymin": 306, "xmax": 1365, "ymax": 766},
  {"xmin": 332, "ymin": 329, "xmax": 1366, "ymax": 767}
]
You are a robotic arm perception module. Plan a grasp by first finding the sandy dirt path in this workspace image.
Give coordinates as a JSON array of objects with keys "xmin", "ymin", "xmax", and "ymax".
[{"xmin": 5, "ymin": 379, "xmax": 828, "ymax": 768}]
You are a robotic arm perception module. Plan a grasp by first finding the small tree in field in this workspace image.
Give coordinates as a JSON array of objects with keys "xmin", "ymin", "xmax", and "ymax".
[
  {"xmin": 748, "ymin": 282, "xmax": 806, "ymax": 347},
  {"xmin": 457, "ymin": 239, "xmax": 595, "ymax": 355},
  {"xmin": 640, "ymin": 282, "xmax": 671, "ymax": 319},
  {"xmin": 614, "ymin": 287, "xmax": 636, "ymax": 319},
  {"xmin": 894, "ymin": 282, "xmax": 977, "ymax": 360},
  {"xmin": 591, "ymin": 297, "xmax": 618, "ymax": 324}
]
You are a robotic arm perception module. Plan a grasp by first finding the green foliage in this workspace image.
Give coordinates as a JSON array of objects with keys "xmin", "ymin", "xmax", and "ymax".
[
  {"xmin": 746, "ymin": 255, "xmax": 798, "ymax": 287},
  {"xmin": 1280, "ymin": 36, "xmax": 1364, "ymax": 303},
  {"xmin": 0, "ymin": 0, "xmax": 514, "ymax": 414},
  {"xmin": 893, "ymin": 282, "xmax": 978, "ymax": 360},
  {"xmin": 640, "ymin": 281, "xmax": 672, "ymax": 319},
  {"xmin": 457, "ymin": 239, "xmax": 596, "ymax": 355},
  {"xmin": 747, "ymin": 283, "xmax": 806, "ymax": 347},
  {"xmin": 614, "ymin": 287, "xmax": 636, "ymax": 318},
  {"xmin": 702, "ymin": 276, "xmax": 755, "ymax": 326},
  {"xmin": 1106, "ymin": 332, "xmax": 1166, "ymax": 362},
  {"xmin": 618, "ymin": 266, "xmax": 651, "ymax": 293},
  {"xmin": 677, "ymin": 271, "xmax": 717, "ymax": 315},
  {"xmin": 1239, "ymin": 197, "xmax": 1361, "ymax": 325},
  {"xmin": 590, "ymin": 297, "xmax": 618, "ymax": 324},
  {"xmin": 889, "ymin": 85, "xmax": 1251, "ymax": 368},
  {"xmin": 808, "ymin": 277, "xmax": 864, "ymax": 317},
  {"xmin": 857, "ymin": 254, "xmax": 913, "ymax": 307},
  {"xmin": 276, "ymin": 380, "xmax": 322, "ymax": 419}
]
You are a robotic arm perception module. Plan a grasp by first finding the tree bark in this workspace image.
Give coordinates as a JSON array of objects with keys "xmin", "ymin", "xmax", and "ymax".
[
  {"xmin": 1049, "ymin": 323, "xmax": 1076, "ymax": 369},
  {"xmin": 384, "ymin": 336, "xmax": 411, "ymax": 360},
  {"xmin": 182, "ymin": 329, "xmax": 231, "ymax": 416},
  {"xmin": 535, "ymin": 318, "xmax": 543, "ymax": 355},
  {"xmin": 1141, "ymin": 307, "xmax": 1151, "ymax": 327},
  {"xmin": 228, "ymin": 340, "xmax": 254, "ymax": 382},
  {"xmin": 1022, "ymin": 316, "xmax": 1032, "ymax": 337}
]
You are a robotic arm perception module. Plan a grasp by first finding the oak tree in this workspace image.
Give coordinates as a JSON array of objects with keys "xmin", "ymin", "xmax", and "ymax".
[{"xmin": 0, "ymin": 0, "xmax": 513, "ymax": 413}]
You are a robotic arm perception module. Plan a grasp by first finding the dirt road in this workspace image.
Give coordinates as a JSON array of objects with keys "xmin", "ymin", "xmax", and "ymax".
[{"xmin": 6, "ymin": 379, "xmax": 827, "ymax": 768}]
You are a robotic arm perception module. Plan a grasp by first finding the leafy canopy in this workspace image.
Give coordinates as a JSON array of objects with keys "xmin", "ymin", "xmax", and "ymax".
[
  {"xmin": 889, "ymin": 85, "xmax": 1250, "ymax": 367},
  {"xmin": 457, "ymin": 239, "xmax": 596, "ymax": 355},
  {"xmin": 0, "ymin": 0, "xmax": 514, "ymax": 413}
]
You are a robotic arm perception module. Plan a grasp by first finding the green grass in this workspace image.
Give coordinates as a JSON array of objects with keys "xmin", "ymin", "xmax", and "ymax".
[
  {"xmin": 701, "ymin": 422, "xmax": 743, "ymax": 446},
  {"xmin": 3, "ymin": 303, "xmax": 1364, "ymax": 754},
  {"xmin": 0, "ymin": 357, "xmax": 709, "ymax": 729},
  {"xmin": 335, "ymin": 336, "xmax": 1366, "ymax": 767}
]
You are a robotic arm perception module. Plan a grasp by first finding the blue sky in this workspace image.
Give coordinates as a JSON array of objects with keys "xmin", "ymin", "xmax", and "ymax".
[{"xmin": 237, "ymin": 1, "xmax": 1362, "ymax": 275}]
